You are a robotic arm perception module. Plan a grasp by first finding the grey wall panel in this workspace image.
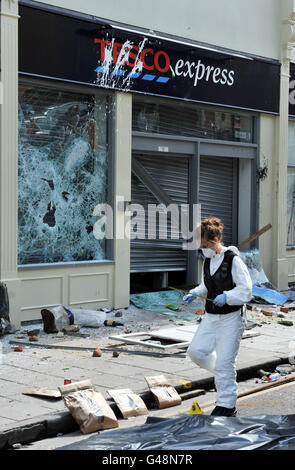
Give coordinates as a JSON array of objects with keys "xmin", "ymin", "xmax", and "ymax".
[
  {"xmin": 131, "ymin": 153, "xmax": 189, "ymax": 272},
  {"xmin": 199, "ymin": 155, "xmax": 236, "ymax": 246}
]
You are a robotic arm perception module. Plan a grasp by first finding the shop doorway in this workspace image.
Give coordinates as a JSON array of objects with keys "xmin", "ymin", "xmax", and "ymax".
[
  {"xmin": 130, "ymin": 151, "xmax": 189, "ymax": 292},
  {"xmin": 130, "ymin": 134, "xmax": 241, "ymax": 293}
]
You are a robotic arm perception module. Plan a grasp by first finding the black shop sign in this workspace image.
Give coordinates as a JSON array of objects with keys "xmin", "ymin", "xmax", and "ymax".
[
  {"xmin": 19, "ymin": 4, "xmax": 280, "ymax": 114},
  {"xmin": 289, "ymin": 63, "xmax": 295, "ymax": 116}
]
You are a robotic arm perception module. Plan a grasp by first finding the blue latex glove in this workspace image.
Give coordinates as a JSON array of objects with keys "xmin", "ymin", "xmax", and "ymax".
[
  {"xmin": 213, "ymin": 293, "xmax": 227, "ymax": 307},
  {"xmin": 183, "ymin": 294, "xmax": 197, "ymax": 304}
]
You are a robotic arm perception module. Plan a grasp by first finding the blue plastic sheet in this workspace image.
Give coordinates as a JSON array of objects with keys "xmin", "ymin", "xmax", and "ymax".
[
  {"xmin": 252, "ymin": 285, "xmax": 288, "ymax": 306},
  {"xmin": 240, "ymin": 250, "xmax": 289, "ymax": 305}
]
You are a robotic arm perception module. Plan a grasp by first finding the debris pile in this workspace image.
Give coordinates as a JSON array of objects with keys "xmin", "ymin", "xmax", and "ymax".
[
  {"xmin": 246, "ymin": 303, "xmax": 295, "ymax": 327},
  {"xmin": 41, "ymin": 305, "xmax": 106, "ymax": 333},
  {"xmin": 256, "ymin": 364, "xmax": 295, "ymax": 384}
]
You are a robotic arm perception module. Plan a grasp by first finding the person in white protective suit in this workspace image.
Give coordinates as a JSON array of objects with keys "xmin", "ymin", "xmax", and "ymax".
[{"xmin": 183, "ymin": 217, "xmax": 252, "ymax": 417}]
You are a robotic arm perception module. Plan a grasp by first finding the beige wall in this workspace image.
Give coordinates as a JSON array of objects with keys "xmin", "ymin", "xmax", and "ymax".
[
  {"xmin": 252, "ymin": 109, "xmax": 294, "ymax": 289},
  {"xmin": 259, "ymin": 114, "xmax": 277, "ymax": 284},
  {"xmin": 287, "ymin": 255, "xmax": 295, "ymax": 282},
  {"xmin": 113, "ymin": 92, "xmax": 132, "ymax": 308},
  {"xmin": 0, "ymin": 0, "xmax": 20, "ymax": 327},
  {"xmin": 17, "ymin": 265, "xmax": 114, "ymax": 322},
  {"xmin": 34, "ymin": 0, "xmax": 281, "ymax": 59}
]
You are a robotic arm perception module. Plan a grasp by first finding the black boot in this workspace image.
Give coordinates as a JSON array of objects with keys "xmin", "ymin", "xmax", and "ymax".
[
  {"xmin": 41, "ymin": 309, "xmax": 58, "ymax": 333},
  {"xmin": 211, "ymin": 406, "xmax": 237, "ymax": 417}
]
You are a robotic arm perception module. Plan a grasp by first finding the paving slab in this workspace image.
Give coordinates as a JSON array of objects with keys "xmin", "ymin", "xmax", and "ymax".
[
  {"xmin": 0, "ymin": 416, "xmax": 16, "ymax": 427},
  {"xmin": 240, "ymin": 338, "xmax": 292, "ymax": 354},
  {"xmin": 0, "ymin": 395, "xmax": 61, "ymax": 422}
]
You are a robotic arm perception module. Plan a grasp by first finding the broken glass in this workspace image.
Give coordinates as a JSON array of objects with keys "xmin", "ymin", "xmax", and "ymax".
[{"xmin": 18, "ymin": 84, "xmax": 110, "ymax": 264}]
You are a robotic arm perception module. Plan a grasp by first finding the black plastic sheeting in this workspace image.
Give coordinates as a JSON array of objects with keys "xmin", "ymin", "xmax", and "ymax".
[{"xmin": 58, "ymin": 414, "xmax": 295, "ymax": 450}]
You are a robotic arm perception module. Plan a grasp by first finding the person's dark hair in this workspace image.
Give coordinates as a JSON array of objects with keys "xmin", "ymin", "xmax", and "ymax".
[{"xmin": 195, "ymin": 217, "xmax": 224, "ymax": 242}]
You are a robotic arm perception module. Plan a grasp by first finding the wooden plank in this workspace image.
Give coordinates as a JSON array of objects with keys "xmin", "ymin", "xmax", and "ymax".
[{"xmin": 238, "ymin": 223, "xmax": 272, "ymax": 249}]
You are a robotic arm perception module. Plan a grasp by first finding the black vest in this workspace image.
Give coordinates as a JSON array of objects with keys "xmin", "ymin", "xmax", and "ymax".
[{"xmin": 204, "ymin": 250, "xmax": 243, "ymax": 314}]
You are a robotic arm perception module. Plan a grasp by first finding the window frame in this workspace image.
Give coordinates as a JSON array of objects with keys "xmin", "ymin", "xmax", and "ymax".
[
  {"xmin": 132, "ymin": 94, "xmax": 257, "ymax": 144},
  {"xmin": 18, "ymin": 77, "xmax": 115, "ymax": 268}
]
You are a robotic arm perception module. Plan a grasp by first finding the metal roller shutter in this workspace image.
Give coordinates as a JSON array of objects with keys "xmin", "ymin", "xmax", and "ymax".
[
  {"xmin": 199, "ymin": 155, "xmax": 237, "ymax": 246},
  {"xmin": 131, "ymin": 153, "xmax": 189, "ymax": 272}
]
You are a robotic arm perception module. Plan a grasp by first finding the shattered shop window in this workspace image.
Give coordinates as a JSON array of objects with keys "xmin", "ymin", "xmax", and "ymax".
[{"xmin": 18, "ymin": 84, "xmax": 109, "ymax": 264}]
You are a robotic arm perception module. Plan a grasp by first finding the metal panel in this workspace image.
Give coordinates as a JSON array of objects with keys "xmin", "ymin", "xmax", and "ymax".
[
  {"xmin": 132, "ymin": 135, "xmax": 196, "ymax": 155},
  {"xmin": 199, "ymin": 155, "xmax": 237, "ymax": 245},
  {"xmin": 200, "ymin": 141, "xmax": 256, "ymax": 159},
  {"xmin": 131, "ymin": 153, "xmax": 189, "ymax": 272}
]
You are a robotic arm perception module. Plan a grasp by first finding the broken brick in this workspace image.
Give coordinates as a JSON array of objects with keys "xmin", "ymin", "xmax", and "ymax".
[
  {"xmin": 29, "ymin": 336, "xmax": 39, "ymax": 342},
  {"xmin": 196, "ymin": 310, "xmax": 205, "ymax": 315},
  {"xmin": 92, "ymin": 348, "xmax": 102, "ymax": 357},
  {"xmin": 261, "ymin": 308, "xmax": 275, "ymax": 316},
  {"xmin": 280, "ymin": 307, "xmax": 289, "ymax": 313}
]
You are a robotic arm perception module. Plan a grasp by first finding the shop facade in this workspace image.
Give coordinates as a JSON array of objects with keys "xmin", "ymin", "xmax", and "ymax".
[
  {"xmin": 288, "ymin": 62, "xmax": 295, "ymax": 285},
  {"xmin": 0, "ymin": 0, "xmax": 294, "ymax": 326}
]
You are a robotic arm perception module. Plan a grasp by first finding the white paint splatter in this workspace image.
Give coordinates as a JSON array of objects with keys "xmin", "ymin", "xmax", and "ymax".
[{"xmin": 95, "ymin": 37, "xmax": 148, "ymax": 91}]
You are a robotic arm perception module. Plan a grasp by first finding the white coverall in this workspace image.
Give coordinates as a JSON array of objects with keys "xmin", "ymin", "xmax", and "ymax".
[{"xmin": 187, "ymin": 246, "xmax": 252, "ymax": 409}]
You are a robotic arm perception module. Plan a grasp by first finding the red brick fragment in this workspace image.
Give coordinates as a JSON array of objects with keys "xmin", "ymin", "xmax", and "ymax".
[{"xmin": 93, "ymin": 348, "xmax": 102, "ymax": 357}]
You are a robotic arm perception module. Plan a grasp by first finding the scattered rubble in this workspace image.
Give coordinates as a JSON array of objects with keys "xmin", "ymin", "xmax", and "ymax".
[
  {"xmin": 4, "ymin": 300, "xmax": 295, "ymax": 358},
  {"xmin": 62, "ymin": 324, "xmax": 81, "ymax": 333},
  {"xmin": 92, "ymin": 348, "xmax": 102, "ymax": 357},
  {"xmin": 29, "ymin": 335, "xmax": 38, "ymax": 342},
  {"xmin": 246, "ymin": 303, "xmax": 295, "ymax": 327},
  {"xmin": 256, "ymin": 363, "xmax": 295, "ymax": 383},
  {"xmin": 27, "ymin": 329, "xmax": 40, "ymax": 336}
]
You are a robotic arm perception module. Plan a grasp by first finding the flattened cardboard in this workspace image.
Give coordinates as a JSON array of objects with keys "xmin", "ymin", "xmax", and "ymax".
[
  {"xmin": 145, "ymin": 374, "xmax": 192, "ymax": 389},
  {"xmin": 145, "ymin": 374, "xmax": 171, "ymax": 388},
  {"xmin": 58, "ymin": 379, "xmax": 92, "ymax": 395},
  {"xmin": 22, "ymin": 388, "xmax": 61, "ymax": 399},
  {"xmin": 108, "ymin": 388, "xmax": 148, "ymax": 418},
  {"xmin": 150, "ymin": 386, "xmax": 182, "ymax": 409}
]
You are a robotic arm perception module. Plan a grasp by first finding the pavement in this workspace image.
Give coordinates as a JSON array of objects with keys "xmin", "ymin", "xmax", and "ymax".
[{"xmin": 1, "ymin": 303, "xmax": 295, "ymax": 449}]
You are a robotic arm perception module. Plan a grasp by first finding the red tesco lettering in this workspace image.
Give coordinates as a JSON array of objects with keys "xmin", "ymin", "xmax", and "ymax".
[{"xmin": 94, "ymin": 39, "xmax": 170, "ymax": 73}]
